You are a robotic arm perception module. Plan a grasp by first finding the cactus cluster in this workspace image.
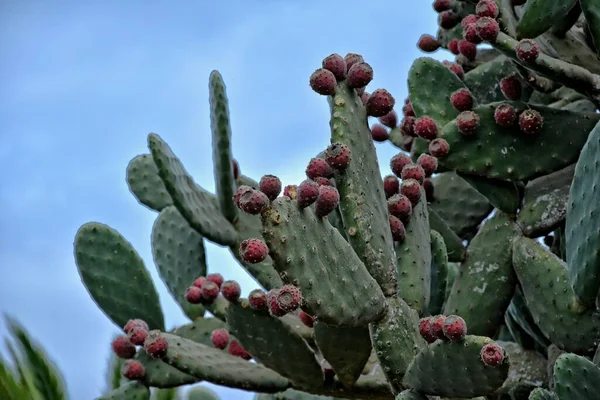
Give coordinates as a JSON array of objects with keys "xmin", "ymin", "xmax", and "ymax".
[{"xmin": 74, "ymin": 1, "xmax": 600, "ymax": 399}]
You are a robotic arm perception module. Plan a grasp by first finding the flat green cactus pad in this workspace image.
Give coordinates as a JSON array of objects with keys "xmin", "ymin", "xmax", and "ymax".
[
  {"xmin": 126, "ymin": 154, "xmax": 173, "ymax": 212},
  {"xmin": 96, "ymin": 381, "xmax": 149, "ymax": 400},
  {"xmin": 427, "ymin": 207, "xmax": 466, "ymax": 263},
  {"xmin": 135, "ymin": 351, "xmax": 198, "ymax": 388},
  {"xmin": 464, "ymin": 56, "xmax": 521, "ymax": 104},
  {"xmin": 427, "ymin": 230, "xmax": 448, "ymax": 316},
  {"xmin": 170, "ymin": 317, "xmax": 226, "ymax": 346},
  {"xmin": 554, "ymin": 353, "xmax": 600, "ymax": 400},
  {"xmin": 517, "ymin": 0, "xmax": 578, "ymax": 39}
]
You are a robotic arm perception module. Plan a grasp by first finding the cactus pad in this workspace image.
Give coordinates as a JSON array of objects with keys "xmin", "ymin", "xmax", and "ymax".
[
  {"xmin": 554, "ymin": 353, "xmax": 600, "ymax": 400},
  {"xmin": 427, "ymin": 230, "xmax": 448, "ymax": 316},
  {"xmin": 126, "ymin": 154, "xmax": 173, "ymax": 212},
  {"xmin": 97, "ymin": 381, "xmax": 150, "ymax": 400},
  {"xmin": 427, "ymin": 207, "xmax": 466, "ymax": 262}
]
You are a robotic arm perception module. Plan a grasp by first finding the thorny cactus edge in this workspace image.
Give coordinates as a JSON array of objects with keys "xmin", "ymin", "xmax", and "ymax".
[{"xmin": 74, "ymin": 1, "xmax": 600, "ymax": 399}]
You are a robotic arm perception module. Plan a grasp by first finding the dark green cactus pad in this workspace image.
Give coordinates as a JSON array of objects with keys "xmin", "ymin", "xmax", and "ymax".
[
  {"xmin": 427, "ymin": 207, "xmax": 466, "ymax": 263},
  {"xmin": 547, "ymin": 344, "xmax": 566, "ymax": 390},
  {"xmin": 369, "ymin": 297, "xmax": 426, "ymax": 393},
  {"xmin": 562, "ymin": 98, "xmax": 597, "ymax": 113},
  {"xmin": 517, "ymin": 0, "xmax": 578, "ymax": 40},
  {"xmin": 437, "ymin": 102, "xmax": 600, "ymax": 181},
  {"xmin": 313, "ymin": 322, "xmax": 371, "ymax": 388},
  {"xmin": 202, "ymin": 295, "xmax": 229, "ymax": 321},
  {"xmin": 458, "ymin": 173, "xmax": 521, "ymax": 215},
  {"xmin": 226, "ymin": 300, "xmax": 323, "ymax": 389},
  {"xmin": 135, "ymin": 351, "xmax": 198, "ymax": 388},
  {"xmin": 494, "ymin": 341, "xmax": 547, "ymax": 399},
  {"xmin": 280, "ymin": 313, "xmax": 314, "ymax": 343},
  {"xmin": 74, "ymin": 222, "xmax": 165, "ymax": 330},
  {"xmin": 255, "ymin": 390, "xmax": 338, "ymax": 400},
  {"xmin": 187, "ymin": 387, "xmax": 219, "ymax": 400},
  {"xmin": 429, "ymin": 172, "xmax": 492, "ymax": 239},
  {"xmin": 328, "ymin": 81, "xmax": 398, "ymax": 297},
  {"xmin": 408, "ymin": 57, "xmax": 472, "ymax": 125},
  {"xmin": 507, "ymin": 287, "xmax": 552, "ymax": 350},
  {"xmin": 230, "ymin": 175, "xmax": 283, "ymax": 290},
  {"xmin": 126, "ymin": 154, "xmax": 173, "ymax": 212},
  {"xmin": 581, "ymin": 0, "xmax": 600, "ymax": 55},
  {"xmin": 402, "ymin": 336, "xmax": 510, "ymax": 398},
  {"xmin": 147, "ymin": 133, "xmax": 238, "ymax": 247},
  {"xmin": 427, "ymin": 230, "xmax": 448, "ymax": 316},
  {"xmin": 395, "ymin": 188, "xmax": 431, "ymax": 314},
  {"xmin": 594, "ymin": 345, "xmax": 600, "ymax": 367},
  {"xmin": 158, "ymin": 331, "xmax": 290, "ymax": 392},
  {"xmin": 261, "ymin": 198, "xmax": 386, "ymax": 326},
  {"xmin": 209, "ymin": 70, "xmax": 237, "ymax": 223},
  {"xmin": 511, "ymin": 237, "xmax": 600, "ymax": 353},
  {"xmin": 394, "ymin": 389, "xmax": 427, "ymax": 400},
  {"xmin": 464, "ymin": 56, "xmax": 521, "ymax": 104},
  {"xmin": 444, "ymin": 262, "xmax": 458, "ymax": 305},
  {"xmin": 96, "ymin": 381, "xmax": 149, "ymax": 400},
  {"xmin": 565, "ymin": 121, "xmax": 600, "ymax": 309},
  {"xmin": 517, "ymin": 164, "xmax": 575, "ymax": 237},
  {"xmin": 443, "ymin": 212, "xmax": 521, "ymax": 337},
  {"xmin": 554, "ymin": 353, "xmax": 600, "ymax": 400},
  {"xmin": 170, "ymin": 317, "xmax": 226, "ymax": 345},
  {"xmin": 151, "ymin": 206, "xmax": 206, "ymax": 320},
  {"xmin": 528, "ymin": 388, "xmax": 558, "ymax": 400}
]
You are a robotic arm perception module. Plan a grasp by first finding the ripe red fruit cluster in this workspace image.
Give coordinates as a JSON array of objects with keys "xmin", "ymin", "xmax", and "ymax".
[
  {"xmin": 268, "ymin": 285, "xmax": 302, "ymax": 317},
  {"xmin": 240, "ymin": 238, "xmax": 269, "ymax": 264},
  {"xmin": 419, "ymin": 315, "xmax": 468, "ymax": 343},
  {"xmin": 144, "ymin": 331, "xmax": 169, "ymax": 359},
  {"xmin": 259, "ymin": 175, "xmax": 282, "ymax": 201}
]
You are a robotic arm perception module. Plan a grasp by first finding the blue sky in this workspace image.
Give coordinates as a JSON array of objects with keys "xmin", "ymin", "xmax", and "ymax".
[{"xmin": 0, "ymin": 1, "xmax": 447, "ymax": 398}]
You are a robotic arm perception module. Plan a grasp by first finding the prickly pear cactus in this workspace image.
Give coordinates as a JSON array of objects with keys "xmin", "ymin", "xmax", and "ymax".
[{"xmin": 75, "ymin": 2, "xmax": 600, "ymax": 399}]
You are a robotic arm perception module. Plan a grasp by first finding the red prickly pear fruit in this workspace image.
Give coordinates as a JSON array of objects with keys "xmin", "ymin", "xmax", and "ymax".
[
  {"xmin": 476, "ymin": 0, "xmax": 499, "ymax": 18},
  {"xmin": 516, "ymin": 39, "xmax": 540, "ymax": 63},
  {"xmin": 314, "ymin": 177, "xmax": 334, "ymax": 187},
  {"xmin": 518, "ymin": 109, "xmax": 543, "ymax": 135},
  {"xmin": 450, "ymin": 88, "xmax": 474, "ymax": 112},
  {"xmin": 233, "ymin": 185, "xmax": 254, "ymax": 207},
  {"xmin": 144, "ymin": 331, "xmax": 169, "ymax": 359},
  {"xmin": 347, "ymin": 62, "xmax": 374, "ymax": 89},
  {"xmin": 433, "ymin": 0, "xmax": 453, "ymax": 12},
  {"xmin": 430, "ymin": 315, "xmax": 447, "ymax": 340},
  {"xmin": 366, "ymin": 89, "xmax": 395, "ymax": 117},
  {"xmin": 456, "ymin": 110, "xmax": 480, "ymax": 136},
  {"xmin": 229, "ymin": 340, "xmax": 252, "ymax": 360},
  {"xmin": 112, "ymin": 335, "xmax": 136, "ymax": 359},
  {"xmin": 124, "ymin": 319, "xmax": 149, "ymax": 334},
  {"xmin": 458, "ymin": 39, "xmax": 477, "ymax": 61},
  {"xmin": 512, "ymin": 0, "xmax": 527, "ymax": 5},
  {"xmin": 192, "ymin": 276, "xmax": 206, "ymax": 289},
  {"xmin": 475, "ymin": 16, "xmax": 500, "ymax": 42},
  {"xmin": 414, "ymin": 116, "xmax": 438, "ymax": 140},
  {"xmin": 390, "ymin": 153, "xmax": 413, "ymax": 177},
  {"xmin": 127, "ymin": 326, "xmax": 148, "ymax": 346},
  {"xmin": 480, "ymin": 343, "xmax": 505, "ymax": 366},
  {"xmin": 283, "ymin": 184, "xmax": 297, "ymax": 200},
  {"xmin": 461, "ymin": 14, "xmax": 479, "ymax": 29},
  {"xmin": 201, "ymin": 281, "xmax": 220, "ymax": 302},
  {"xmin": 206, "ymin": 273, "xmax": 224, "ymax": 288},
  {"xmin": 400, "ymin": 179, "xmax": 422, "ymax": 206},
  {"xmin": 494, "ymin": 103, "xmax": 517, "ymax": 127},
  {"xmin": 238, "ymin": 189, "xmax": 270, "ymax": 214},
  {"xmin": 429, "ymin": 138, "xmax": 450, "ymax": 158},
  {"xmin": 417, "ymin": 34, "xmax": 441, "ymax": 53},
  {"xmin": 423, "ymin": 178, "xmax": 434, "ymax": 201},
  {"xmin": 221, "ymin": 280, "xmax": 241, "ymax": 303},
  {"xmin": 442, "ymin": 315, "xmax": 467, "ymax": 341},
  {"xmin": 447, "ymin": 39, "xmax": 460, "ymax": 55},
  {"xmin": 248, "ymin": 288, "xmax": 268, "ymax": 311},
  {"xmin": 400, "ymin": 116, "xmax": 416, "ymax": 137},
  {"xmin": 371, "ymin": 124, "xmax": 389, "ymax": 142},
  {"xmin": 240, "ymin": 238, "xmax": 269, "ymax": 264},
  {"xmin": 383, "ymin": 175, "xmax": 400, "ymax": 199},
  {"xmin": 297, "ymin": 179, "xmax": 320, "ymax": 208},
  {"xmin": 325, "ymin": 143, "xmax": 351, "ymax": 170},
  {"xmin": 499, "ymin": 75, "xmax": 522, "ymax": 101},
  {"xmin": 389, "ymin": 215, "xmax": 406, "ymax": 242},
  {"xmin": 401, "ymin": 163, "xmax": 426, "ymax": 184},
  {"xmin": 388, "ymin": 194, "xmax": 413, "ymax": 222},
  {"xmin": 259, "ymin": 175, "xmax": 282, "ymax": 201},
  {"xmin": 438, "ymin": 10, "xmax": 460, "ymax": 29},
  {"xmin": 402, "ymin": 101, "xmax": 415, "ymax": 117},
  {"xmin": 419, "ymin": 317, "xmax": 438, "ymax": 343},
  {"xmin": 121, "ymin": 360, "xmax": 146, "ymax": 381},
  {"xmin": 463, "ymin": 24, "xmax": 482, "ymax": 44},
  {"xmin": 306, "ymin": 158, "xmax": 334, "ymax": 180},
  {"xmin": 344, "ymin": 53, "xmax": 364, "ymax": 71},
  {"xmin": 299, "ymin": 311, "xmax": 315, "ymax": 328},
  {"xmin": 442, "ymin": 61, "xmax": 465, "ymax": 80},
  {"xmin": 268, "ymin": 285, "xmax": 302, "ymax": 317},
  {"xmin": 232, "ymin": 159, "xmax": 240, "ymax": 180},
  {"xmin": 360, "ymin": 91, "xmax": 369, "ymax": 105},
  {"xmin": 322, "ymin": 53, "xmax": 347, "ymax": 81},
  {"xmin": 309, "ymin": 68, "xmax": 337, "ymax": 96},
  {"xmin": 417, "ymin": 154, "xmax": 438, "ymax": 177},
  {"xmin": 379, "ymin": 110, "xmax": 398, "ymax": 128},
  {"xmin": 315, "ymin": 186, "xmax": 340, "ymax": 217},
  {"xmin": 185, "ymin": 286, "xmax": 204, "ymax": 304},
  {"xmin": 211, "ymin": 328, "xmax": 230, "ymax": 350}
]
